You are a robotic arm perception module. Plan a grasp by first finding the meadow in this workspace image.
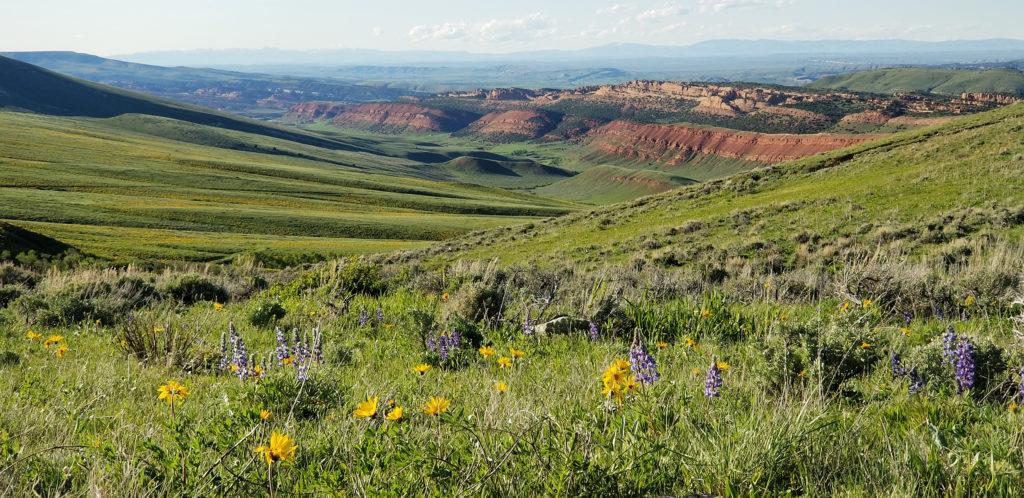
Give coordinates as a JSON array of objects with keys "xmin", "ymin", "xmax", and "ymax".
[{"xmin": 1, "ymin": 102, "xmax": 1024, "ymax": 496}]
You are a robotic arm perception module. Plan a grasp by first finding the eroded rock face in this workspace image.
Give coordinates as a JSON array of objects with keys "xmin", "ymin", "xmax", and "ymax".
[
  {"xmin": 466, "ymin": 110, "xmax": 561, "ymax": 139},
  {"xmin": 590, "ymin": 121, "xmax": 879, "ymax": 164},
  {"xmin": 285, "ymin": 103, "xmax": 478, "ymax": 132},
  {"xmin": 959, "ymin": 92, "xmax": 1020, "ymax": 105}
]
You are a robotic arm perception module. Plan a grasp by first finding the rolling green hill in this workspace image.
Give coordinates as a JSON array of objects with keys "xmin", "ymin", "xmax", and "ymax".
[
  {"xmin": 810, "ymin": 67, "xmax": 1024, "ymax": 96},
  {"xmin": 400, "ymin": 102, "xmax": 1024, "ymax": 280},
  {"xmin": 0, "ymin": 56, "xmax": 580, "ymax": 264}
]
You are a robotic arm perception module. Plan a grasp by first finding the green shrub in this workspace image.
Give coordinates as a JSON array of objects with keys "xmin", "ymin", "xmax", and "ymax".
[
  {"xmin": 0, "ymin": 285, "xmax": 23, "ymax": 309},
  {"xmin": 162, "ymin": 274, "xmax": 228, "ymax": 305},
  {"xmin": 115, "ymin": 317, "xmax": 204, "ymax": 368},
  {"xmin": 247, "ymin": 298, "xmax": 287, "ymax": 327},
  {"xmin": 0, "ymin": 263, "xmax": 36, "ymax": 287},
  {"xmin": 252, "ymin": 373, "xmax": 343, "ymax": 420},
  {"xmin": 338, "ymin": 260, "xmax": 386, "ymax": 296},
  {"xmin": 448, "ymin": 281, "xmax": 504, "ymax": 327}
]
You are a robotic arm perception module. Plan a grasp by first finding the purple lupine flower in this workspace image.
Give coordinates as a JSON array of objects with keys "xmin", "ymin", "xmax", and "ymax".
[
  {"xmin": 359, "ymin": 307, "xmax": 368, "ymax": 327},
  {"xmin": 704, "ymin": 362, "xmax": 722, "ymax": 398},
  {"xmin": 941, "ymin": 326, "xmax": 957, "ymax": 365},
  {"xmin": 218, "ymin": 332, "xmax": 229, "ymax": 371},
  {"xmin": 376, "ymin": 303, "xmax": 384, "ymax": 324},
  {"xmin": 890, "ymin": 352, "xmax": 906, "ymax": 377},
  {"xmin": 588, "ymin": 320, "xmax": 600, "ymax": 340},
  {"xmin": 1018, "ymin": 368, "xmax": 1024, "ymax": 400},
  {"xmin": 934, "ymin": 306, "xmax": 945, "ymax": 321},
  {"xmin": 954, "ymin": 339, "xmax": 975, "ymax": 394},
  {"xmin": 908, "ymin": 368, "xmax": 922, "ymax": 394},
  {"xmin": 232, "ymin": 333, "xmax": 250, "ymax": 379},
  {"xmin": 274, "ymin": 326, "xmax": 290, "ymax": 366},
  {"xmin": 427, "ymin": 329, "xmax": 461, "ymax": 362},
  {"xmin": 311, "ymin": 329, "xmax": 323, "ymax": 364},
  {"xmin": 629, "ymin": 337, "xmax": 660, "ymax": 386},
  {"xmin": 296, "ymin": 363, "xmax": 309, "ymax": 382},
  {"xmin": 902, "ymin": 311, "xmax": 912, "ymax": 324},
  {"xmin": 522, "ymin": 314, "xmax": 534, "ymax": 336}
]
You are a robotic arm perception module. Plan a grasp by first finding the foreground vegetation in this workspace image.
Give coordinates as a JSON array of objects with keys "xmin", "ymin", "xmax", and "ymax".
[{"xmin": 2, "ymin": 84, "xmax": 1024, "ymax": 496}]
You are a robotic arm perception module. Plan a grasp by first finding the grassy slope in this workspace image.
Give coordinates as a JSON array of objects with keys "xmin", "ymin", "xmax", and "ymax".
[
  {"xmin": 0, "ymin": 110, "xmax": 578, "ymax": 263},
  {"xmin": 412, "ymin": 102, "xmax": 1024, "ymax": 267},
  {"xmin": 810, "ymin": 67, "xmax": 1024, "ymax": 95}
]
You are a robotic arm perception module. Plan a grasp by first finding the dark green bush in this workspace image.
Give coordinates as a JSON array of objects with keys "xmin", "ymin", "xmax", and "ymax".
[
  {"xmin": 252, "ymin": 373, "xmax": 342, "ymax": 420},
  {"xmin": 0, "ymin": 285, "xmax": 23, "ymax": 308},
  {"xmin": 247, "ymin": 299, "xmax": 286, "ymax": 327},
  {"xmin": 162, "ymin": 275, "xmax": 228, "ymax": 305},
  {"xmin": 338, "ymin": 261, "xmax": 386, "ymax": 296}
]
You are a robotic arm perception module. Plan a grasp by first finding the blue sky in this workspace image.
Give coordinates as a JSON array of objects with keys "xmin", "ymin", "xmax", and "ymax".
[{"xmin": 3, "ymin": 0, "xmax": 1020, "ymax": 55}]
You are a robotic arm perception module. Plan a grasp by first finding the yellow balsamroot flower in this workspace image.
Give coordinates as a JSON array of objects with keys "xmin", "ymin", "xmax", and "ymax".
[
  {"xmin": 153, "ymin": 327, "xmax": 165, "ymax": 333},
  {"xmin": 213, "ymin": 302, "xmax": 224, "ymax": 310},
  {"xmin": 478, "ymin": 346, "xmax": 495, "ymax": 358},
  {"xmin": 716, "ymin": 361, "xmax": 730, "ymax": 370},
  {"xmin": 44, "ymin": 335, "xmax": 64, "ymax": 349},
  {"xmin": 860, "ymin": 342, "xmax": 872, "ymax": 349},
  {"xmin": 497, "ymin": 357, "xmax": 512, "ymax": 368},
  {"xmin": 862, "ymin": 300, "xmax": 872, "ymax": 308},
  {"xmin": 441, "ymin": 293, "xmax": 450, "ymax": 301},
  {"xmin": 57, "ymin": 345, "xmax": 68, "ymax": 358},
  {"xmin": 902, "ymin": 328, "xmax": 911, "ymax": 336},
  {"xmin": 1010, "ymin": 403, "xmax": 1018, "ymax": 412},
  {"xmin": 797, "ymin": 370, "xmax": 806, "ymax": 377},
  {"xmin": 840, "ymin": 302, "xmax": 850, "ymax": 312},
  {"xmin": 27, "ymin": 331, "xmax": 42, "ymax": 341},
  {"xmin": 260, "ymin": 410, "xmax": 272, "ymax": 420},
  {"xmin": 283, "ymin": 356, "xmax": 295, "ymax": 366},
  {"xmin": 493, "ymin": 382, "xmax": 508, "ymax": 392},
  {"xmin": 423, "ymin": 396, "xmax": 450, "ymax": 416},
  {"xmin": 509, "ymin": 347, "xmax": 525, "ymax": 358},
  {"xmin": 764, "ymin": 282, "xmax": 771, "ymax": 288},
  {"xmin": 780, "ymin": 314, "xmax": 788, "ymax": 322},
  {"xmin": 255, "ymin": 431, "xmax": 296, "ymax": 466},
  {"xmin": 386, "ymin": 406, "xmax": 403, "ymax": 421},
  {"xmin": 353, "ymin": 396, "xmax": 379, "ymax": 419},
  {"xmin": 656, "ymin": 341, "xmax": 668, "ymax": 349},
  {"xmin": 413, "ymin": 363, "xmax": 431, "ymax": 375},
  {"xmin": 693, "ymin": 368, "xmax": 701, "ymax": 376},
  {"xmin": 600, "ymin": 359, "xmax": 635, "ymax": 403},
  {"xmin": 700, "ymin": 309, "xmax": 712, "ymax": 318},
  {"xmin": 157, "ymin": 381, "xmax": 190, "ymax": 404},
  {"xmin": 965, "ymin": 295, "xmax": 975, "ymax": 307},
  {"xmin": 685, "ymin": 337, "xmax": 697, "ymax": 349}
]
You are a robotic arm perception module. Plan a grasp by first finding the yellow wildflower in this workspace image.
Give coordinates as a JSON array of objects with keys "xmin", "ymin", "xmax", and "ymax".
[
  {"xmin": 423, "ymin": 396, "xmax": 450, "ymax": 416},
  {"xmin": 840, "ymin": 302, "xmax": 850, "ymax": 312},
  {"xmin": 862, "ymin": 300, "xmax": 872, "ymax": 307},
  {"xmin": 57, "ymin": 345, "xmax": 68, "ymax": 358},
  {"xmin": 254, "ymin": 432, "xmax": 296, "ymax": 466},
  {"xmin": 43, "ymin": 335, "xmax": 63, "ymax": 349},
  {"xmin": 153, "ymin": 327, "xmax": 164, "ymax": 333},
  {"xmin": 441, "ymin": 293, "xmax": 450, "ymax": 301},
  {"xmin": 157, "ymin": 381, "xmax": 190, "ymax": 404},
  {"xmin": 656, "ymin": 341, "xmax": 668, "ymax": 349},
  {"xmin": 902, "ymin": 328, "xmax": 911, "ymax": 336},
  {"xmin": 693, "ymin": 368, "xmax": 701, "ymax": 376},
  {"xmin": 701, "ymin": 309, "xmax": 712, "ymax": 318},
  {"xmin": 27, "ymin": 331, "xmax": 41, "ymax": 341},
  {"xmin": 797, "ymin": 369, "xmax": 806, "ymax": 377},
  {"xmin": 213, "ymin": 302, "xmax": 224, "ymax": 310},
  {"xmin": 493, "ymin": 382, "xmax": 508, "ymax": 392},
  {"xmin": 685, "ymin": 337, "xmax": 697, "ymax": 349},
  {"xmin": 965, "ymin": 295, "xmax": 975, "ymax": 307},
  {"xmin": 283, "ymin": 356, "xmax": 294, "ymax": 366},
  {"xmin": 386, "ymin": 407, "xmax": 403, "ymax": 421},
  {"xmin": 509, "ymin": 347, "xmax": 525, "ymax": 358},
  {"xmin": 716, "ymin": 361, "xmax": 730, "ymax": 370},
  {"xmin": 1011, "ymin": 403, "xmax": 1018, "ymax": 412},
  {"xmin": 413, "ymin": 363, "xmax": 431, "ymax": 375},
  {"xmin": 478, "ymin": 346, "xmax": 495, "ymax": 358},
  {"xmin": 860, "ymin": 342, "xmax": 872, "ymax": 349},
  {"xmin": 780, "ymin": 314, "xmax": 787, "ymax": 322},
  {"xmin": 600, "ymin": 359, "xmax": 635, "ymax": 403},
  {"xmin": 497, "ymin": 357, "xmax": 512, "ymax": 368},
  {"xmin": 260, "ymin": 409, "xmax": 272, "ymax": 420},
  {"xmin": 352, "ymin": 396, "xmax": 378, "ymax": 419}
]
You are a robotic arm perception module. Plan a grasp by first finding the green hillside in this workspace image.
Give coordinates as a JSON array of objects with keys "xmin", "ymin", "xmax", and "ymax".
[
  {"xmin": 536, "ymin": 165, "xmax": 697, "ymax": 204},
  {"xmin": 810, "ymin": 67, "xmax": 1024, "ymax": 96},
  {"xmin": 0, "ymin": 56, "xmax": 581, "ymax": 265},
  {"xmin": 403, "ymin": 102, "xmax": 1024, "ymax": 282}
]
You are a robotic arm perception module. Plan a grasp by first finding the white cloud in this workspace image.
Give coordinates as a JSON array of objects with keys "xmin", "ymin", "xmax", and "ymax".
[
  {"xmin": 408, "ymin": 14, "xmax": 555, "ymax": 44},
  {"xmin": 408, "ymin": 22, "xmax": 468, "ymax": 42},
  {"xmin": 371, "ymin": 26, "xmax": 383, "ymax": 37},
  {"xmin": 635, "ymin": 2, "xmax": 690, "ymax": 23},
  {"xmin": 596, "ymin": 4, "xmax": 633, "ymax": 15},
  {"xmin": 698, "ymin": 0, "xmax": 789, "ymax": 14}
]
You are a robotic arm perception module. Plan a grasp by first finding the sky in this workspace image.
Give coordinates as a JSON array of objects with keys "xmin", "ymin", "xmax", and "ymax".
[{"xmin": 2, "ymin": 0, "xmax": 1021, "ymax": 56}]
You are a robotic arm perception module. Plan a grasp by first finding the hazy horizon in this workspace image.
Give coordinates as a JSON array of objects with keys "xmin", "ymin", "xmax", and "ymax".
[{"xmin": 4, "ymin": 0, "xmax": 1023, "ymax": 57}]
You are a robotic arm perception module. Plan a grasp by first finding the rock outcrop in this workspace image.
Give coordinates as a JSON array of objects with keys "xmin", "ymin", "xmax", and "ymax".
[
  {"xmin": 465, "ymin": 110, "xmax": 561, "ymax": 139},
  {"xmin": 285, "ymin": 102, "xmax": 478, "ymax": 133},
  {"xmin": 590, "ymin": 121, "xmax": 878, "ymax": 165}
]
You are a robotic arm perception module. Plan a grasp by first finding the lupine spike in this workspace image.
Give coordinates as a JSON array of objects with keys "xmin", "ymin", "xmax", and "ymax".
[
  {"xmin": 704, "ymin": 361, "xmax": 722, "ymax": 398},
  {"xmin": 629, "ymin": 336, "xmax": 660, "ymax": 386},
  {"xmin": 588, "ymin": 320, "xmax": 600, "ymax": 340},
  {"xmin": 954, "ymin": 338, "xmax": 975, "ymax": 394}
]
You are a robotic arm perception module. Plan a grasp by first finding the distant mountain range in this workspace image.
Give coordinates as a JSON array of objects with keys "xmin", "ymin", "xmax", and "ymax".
[{"xmin": 113, "ymin": 39, "xmax": 1024, "ymax": 67}]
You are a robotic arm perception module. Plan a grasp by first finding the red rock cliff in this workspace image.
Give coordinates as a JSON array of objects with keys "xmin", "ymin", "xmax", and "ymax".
[
  {"xmin": 285, "ymin": 102, "xmax": 478, "ymax": 133},
  {"xmin": 591, "ymin": 121, "xmax": 879, "ymax": 165}
]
